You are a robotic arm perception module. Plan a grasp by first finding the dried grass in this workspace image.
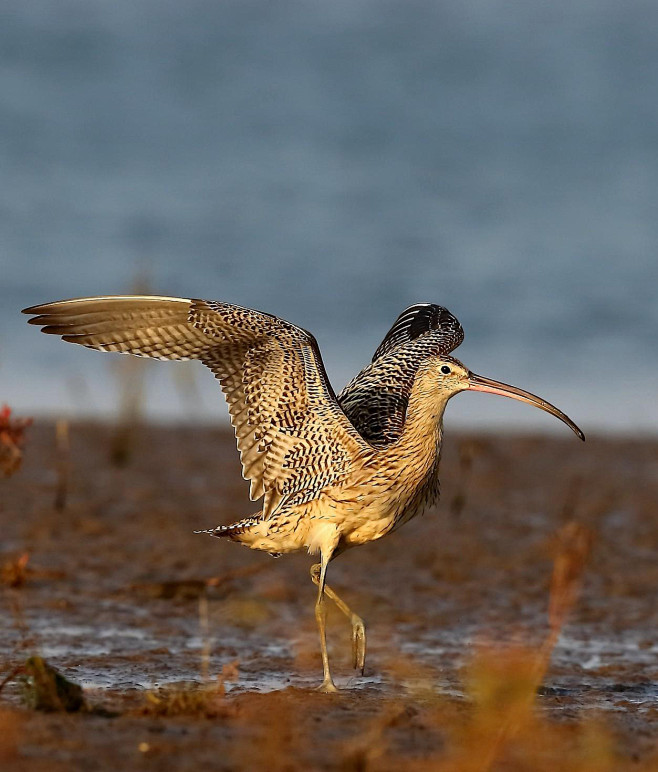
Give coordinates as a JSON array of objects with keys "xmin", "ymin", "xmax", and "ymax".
[
  {"xmin": 0, "ymin": 552, "xmax": 67, "ymax": 589},
  {"xmin": 138, "ymin": 677, "xmax": 232, "ymax": 719},
  {"xmin": 0, "ymin": 404, "xmax": 32, "ymax": 477},
  {"xmin": 137, "ymin": 592, "xmax": 238, "ymax": 719},
  {"xmin": 53, "ymin": 418, "xmax": 70, "ymax": 511},
  {"xmin": 108, "ymin": 275, "xmax": 150, "ymax": 467},
  {"xmin": 335, "ymin": 520, "xmax": 637, "ymax": 772},
  {"xmin": 1, "ymin": 552, "xmax": 30, "ymax": 588}
]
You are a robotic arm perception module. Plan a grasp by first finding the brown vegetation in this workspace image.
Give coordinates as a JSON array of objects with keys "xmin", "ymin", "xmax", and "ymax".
[{"xmin": 0, "ymin": 405, "xmax": 32, "ymax": 477}]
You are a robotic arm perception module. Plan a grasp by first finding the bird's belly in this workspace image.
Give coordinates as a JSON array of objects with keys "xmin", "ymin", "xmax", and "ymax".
[
  {"xmin": 340, "ymin": 514, "xmax": 397, "ymax": 547},
  {"xmin": 340, "ymin": 494, "xmax": 427, "ymax": 547},
  {"xmin": 242, "ymin": 497, "xmax": 401, "ymax": 555},
  {"xmin": 242, "ymin": 511, "xmax": 312, "ymax": 555},
  {"xmin": 240, "ymin": 466, "xmax": 438, "ymax": 556}
]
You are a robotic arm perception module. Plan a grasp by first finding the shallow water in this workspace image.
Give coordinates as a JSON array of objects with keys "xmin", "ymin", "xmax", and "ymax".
[
  {"xmin": 2, "ymin": 1, "xmax": 658, "ymax": 433},
  {"xmin": 6, "ymin": 591, "xmax": 656, "ymax": 715}
]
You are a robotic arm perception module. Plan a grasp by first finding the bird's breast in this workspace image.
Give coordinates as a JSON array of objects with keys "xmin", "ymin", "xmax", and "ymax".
[{"xmin": 326, "ymin": 443, "xmax": 442, "ymax": 547}]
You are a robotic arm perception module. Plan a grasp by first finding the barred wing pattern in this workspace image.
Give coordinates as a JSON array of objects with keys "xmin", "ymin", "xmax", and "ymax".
[
  {"xmin": 23, "ymin": 296, "xmax": 370, "ymax": 516},
  {"xmin": 371, "ymin": 303, "xmax": 464, "ymax": 362},
  {"xmin": 339, "ymin": 303, "xmax": 464, "ymax": 447}
]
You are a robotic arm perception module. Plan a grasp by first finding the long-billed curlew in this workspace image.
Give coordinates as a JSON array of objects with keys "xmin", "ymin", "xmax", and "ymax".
[{"xmin": 23, "ymin": 297, "xmax": 584, "ymax": 692}]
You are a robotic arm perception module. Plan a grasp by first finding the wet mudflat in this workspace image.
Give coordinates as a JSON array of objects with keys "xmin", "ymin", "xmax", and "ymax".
[{"xmin": 1, "ymin": 421, "xmax": 657, "ymax": 769}]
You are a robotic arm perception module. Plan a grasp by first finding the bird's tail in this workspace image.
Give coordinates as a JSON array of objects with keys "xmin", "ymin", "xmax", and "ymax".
[
  {"xmin": 194, "ymin": 525, "xmax": 233, "ymax": 539},
  {"xmin": 194, "ymin": 515, "xmax": 263, "ymax": 542},
  {"xmin": 194, "ymin": 515, "xmax": 282, "ymax": 557}
]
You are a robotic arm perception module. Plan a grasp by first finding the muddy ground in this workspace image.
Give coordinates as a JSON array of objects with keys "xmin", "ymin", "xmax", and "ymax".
[{"xmin": 1, "ymin": 420, "xmax": 657, "ymax": 770}]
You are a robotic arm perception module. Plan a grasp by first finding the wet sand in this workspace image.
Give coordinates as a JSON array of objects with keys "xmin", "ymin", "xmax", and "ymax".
[{"xmin": 1, "ymin": 420, "xmax": 657, "ymax": 769}]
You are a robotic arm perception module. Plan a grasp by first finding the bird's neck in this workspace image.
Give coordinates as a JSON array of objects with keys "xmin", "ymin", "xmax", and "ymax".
[{"xmin": 394, "ymin": 366, "xmax": 448, "ymax": 461}]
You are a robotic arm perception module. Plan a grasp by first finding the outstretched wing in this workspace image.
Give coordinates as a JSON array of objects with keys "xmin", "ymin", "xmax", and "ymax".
[
  {"xmin": 23, "ymin": 296, "xmax": 371, "ymax": 516},
  {"xmin": 338, "ymin": 303, "xmax": 464, "ymax": 447}
]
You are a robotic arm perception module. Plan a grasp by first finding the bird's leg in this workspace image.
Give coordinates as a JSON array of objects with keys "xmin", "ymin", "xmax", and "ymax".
[
  {"xmin": 310, "ymin": 564, "xmax": 366, "ymax": 674},
  {"xmin": 313, "ymin": 554, "xmax": 339, "ymax": 693}
]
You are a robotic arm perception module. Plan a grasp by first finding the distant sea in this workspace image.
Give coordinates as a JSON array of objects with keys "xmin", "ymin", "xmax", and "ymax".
[{"xmin": 2, "ymin": 0, "xmax": 657, "ymax": 434}]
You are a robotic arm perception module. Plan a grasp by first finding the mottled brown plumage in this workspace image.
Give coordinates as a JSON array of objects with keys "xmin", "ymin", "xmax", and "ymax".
[{"xmin": 24, "ymin": 296, "xmax": 584, "ymax": 692}]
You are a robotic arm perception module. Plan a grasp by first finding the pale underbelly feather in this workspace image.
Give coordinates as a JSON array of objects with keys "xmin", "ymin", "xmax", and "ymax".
[{"xmin": 237, "ymin": 446, "xmax": 440, "ymax": 557}]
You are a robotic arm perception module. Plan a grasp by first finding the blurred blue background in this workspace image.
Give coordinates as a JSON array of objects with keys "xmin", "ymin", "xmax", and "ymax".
[{"xmin": 2, "ymin": 0, "xmax": 657, "ymax": 433}]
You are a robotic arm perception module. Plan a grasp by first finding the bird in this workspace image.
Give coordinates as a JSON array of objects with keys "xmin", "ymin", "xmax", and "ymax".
[{"xmin": 23, "ymin": 296, "xmax": 584, "ymax": 692}]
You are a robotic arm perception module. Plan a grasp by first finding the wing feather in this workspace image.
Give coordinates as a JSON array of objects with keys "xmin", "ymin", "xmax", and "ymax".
[
  {"xmin": 371, "ymin": 303, "xmax": 464, "ymax": 362},
  {"xmin": 24, "ymin": 295, "xmax": 371, "ymax": 514},
  {"xmin": 339, "ymin": 303, "xmax": 464, "ymax": 446}
]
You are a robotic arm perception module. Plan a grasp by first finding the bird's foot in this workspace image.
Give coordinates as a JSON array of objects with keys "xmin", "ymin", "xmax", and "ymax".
[
  {"xmin": 351, "ymin": 617, "xmax": 366, "ymax": 674},
  {"xmin": 316, "ymin": 678, "xmax": 339, "ymax": 694}
]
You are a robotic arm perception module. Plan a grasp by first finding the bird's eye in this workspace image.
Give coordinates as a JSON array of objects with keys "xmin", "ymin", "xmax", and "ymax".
[{"xmin": 440, "ymin": 365, "xmax": 451, "ymax": 375}]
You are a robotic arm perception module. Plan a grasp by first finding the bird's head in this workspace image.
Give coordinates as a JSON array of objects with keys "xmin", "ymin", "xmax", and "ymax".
[{"xmin": 429, "ymin": 355, "xmax": 585, "ymax": 440}]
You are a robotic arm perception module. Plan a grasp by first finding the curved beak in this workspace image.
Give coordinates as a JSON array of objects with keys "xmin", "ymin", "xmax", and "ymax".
[{"xmin": 468, "ymin": 372, "xmax": 585, "ymax": 441}]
